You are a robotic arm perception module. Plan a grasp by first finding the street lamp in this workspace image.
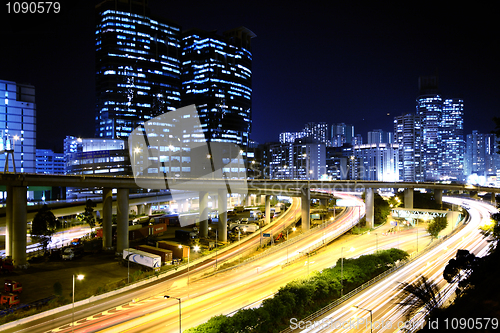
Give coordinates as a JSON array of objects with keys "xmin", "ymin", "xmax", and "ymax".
[
  {"xmin": 164, "ymin": 295, "xmax": 181, "ymax": 333},
  {"xmin": 352, "ymin": 305, "xmax": 373, "ymax": 333},
  {"xmin": 72, "ymin": 274, "xmax": 84, "ymax": 333}
]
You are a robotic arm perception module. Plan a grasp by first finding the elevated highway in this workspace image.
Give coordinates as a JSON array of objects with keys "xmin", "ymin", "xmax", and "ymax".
[{"xmin": 1, "ymin": 172, "xmax": 498, "ymax": 266}]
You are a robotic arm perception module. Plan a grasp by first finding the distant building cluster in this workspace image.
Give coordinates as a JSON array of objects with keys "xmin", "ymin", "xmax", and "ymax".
[{"xmin": 262, "ymin": 76, "xmax": 499, "ymax": 185}]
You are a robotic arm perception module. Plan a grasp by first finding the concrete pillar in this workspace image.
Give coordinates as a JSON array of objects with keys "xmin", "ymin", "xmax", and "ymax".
[
  {"xmin": 404, "ymin": 188, "xmax": 414, "ymax": 209},
  {"xmin": 116, "ymin": 188, "xmax": 129, "ymax": 254},
  {"xmin": 469, "ymin": 191, "xmax": 478, "ymax": 199},
  {"xmin": 144, "ymin": 203, "xmax": 152, "ymax": 216},
  {"xmin": 301, "ymin": 187, "xmax": 310, "ymax": 232},
  {"xmin": 102, "ymin": 188, "xmax": 113, "ymax": 249},
  {"xmin": 5, "ymin": 185, "xmax": 13, "ymax": 257},
  {"xmin": 265, "ymin": 195, "xmax": 271, "ymax": 225},
  {"xmin": 12, "ymin": 186, "xmax": 27, "ymax": 267},
  {"xmin": 491, "ymin": 193, "xmax": 496, "ymax": 205},
  {"xmin": 246, "ymin": 194, "xmax": 251, "ymax": 206},
  {"xmin": 365, "ymin": 188, "xmax": 374, "ymax": 229},
  {"xmin": 260, "ymin": 195, "xmax": 265, "ymax": 205},
  {"xmin": 218, "ymin": 189, "xmax": 228, "ymax": 242},
  {"xmin": 199, "ymin": 191, "xmax": 209, "ymax": 238},
  {"xmin": 434, "ymin": 189, "xmax": 443, "ymax": 207}
]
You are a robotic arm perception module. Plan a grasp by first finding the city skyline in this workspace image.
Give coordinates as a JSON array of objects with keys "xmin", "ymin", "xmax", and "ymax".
[{"xmin": 1, "ymin": 1, "xmax": 498, "ymax": 151}]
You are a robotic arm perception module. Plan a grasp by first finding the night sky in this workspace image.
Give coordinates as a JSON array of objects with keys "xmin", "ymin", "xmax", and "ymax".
[{"xmin": 1, "ymin": 0, "xmax": 499, "ymax": 152}]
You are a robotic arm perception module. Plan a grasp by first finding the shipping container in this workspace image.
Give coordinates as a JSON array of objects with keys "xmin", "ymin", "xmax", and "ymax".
[
  {"xmin": 137, "ymin": 245, "xmax": 173, "ymax": 264},
  {"xmin": 157, "ymin": 241, "xmax": 190, "ymax": 260},
  {"xmin": 123, "ymin": 248, "xmax": 161, "ymax": 270}
]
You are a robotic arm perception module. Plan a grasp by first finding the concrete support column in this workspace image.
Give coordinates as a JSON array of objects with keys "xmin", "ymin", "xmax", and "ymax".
[
  {"xmin": 144, "ymin": 203, "xmax": 152, "ymax": 216},
  {"xmin": 365, "ymin": 188, "xmax": 374, "ymax": 229},
  {"xmin": 434, "ymin": 189, "xmax": 443, "ymax": 207},
  {"xmin": 116, "ymin": 188, "xmax": 129, "ymax": 254},
  {"xmin": 12, "ymin": 186, "xmax": 27, "ymax": 267},
  {"xmin": 199, "ymin": 191, "xmax": 209, "ymax": 238},
  {"xmin": 5, "ymin": 185, "xmax": 13, "ymax": 257},
  {"xmin": 218, "ymin": 189, "xmax": 228, "ymax": 242},
  {"xmin": 469, "ymin": 191, "xmax": 478, "ymax": 199},
  {"xmin": 246, "ymin": 194, "xmax": 251, "ymax": 206},
  {"xmin": 404, "ymin": 188, "xmax": 414, "ymax": 209},
  {"xmin": 260, "ymin": 195, "xmax": 265, "ymax": 205},
  {"xmin": 491, "ymin": 193, "xmax": 496, "ymax": 205},
  {"xmin": 265, "ymin": 195, "xmax": 271, "ymax": 225},
  {"xmin": 102, "ymin": 188, "xmax": 113, "ymax": 249},
  {"xmin": 301, "ymin": 187, "xmax": 310, "ymax": 232}
]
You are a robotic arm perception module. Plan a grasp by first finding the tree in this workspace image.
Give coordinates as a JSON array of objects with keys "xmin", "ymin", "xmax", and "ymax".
[
  {"xmin": 426, "ymin": 216, "xmax": 448, "ymax": 239},
  {"xmin": 31, "ymin": 204, "xmax": 60, "ymax": 253},
  {"xmin": 77, "ymin": 199, "xmax": 97, "ymax": 230},
  {"xmin": 395, "ymin": 275, "xmax": 443, "ymax": 322},
  {"xmin": 443, "ymin": 249, "xmax": 478, "ymax": 296}
]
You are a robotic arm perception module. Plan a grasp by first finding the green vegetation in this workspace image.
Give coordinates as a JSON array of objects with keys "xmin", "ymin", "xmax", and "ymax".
[
  {"xmin": 76, "ymin": 199, "xmax": 97, "ymax": 229},
  {"xmin": 31, "ymin": 204, "xmax": 60, "ymax": 253},
  {"xmin": 186, "ymin": 249, "xmax": 409, "ymax": 333},
  {"xmin": 426, "ymin": 216, "xmax": 448, "ymax": 239}
]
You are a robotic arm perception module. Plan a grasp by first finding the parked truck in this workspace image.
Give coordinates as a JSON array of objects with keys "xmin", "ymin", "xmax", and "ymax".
[
  {"xmin": 0, "ymin": 258, "xmax": 14, "ymax": 274},
  {"xmin": 123, "ymin": 248, "xmax": 161, "ymax": 270},
  {"xmin": 4, "ymin": 280, "xmax": 22, "ymax": 294},
  {"xmin": 229, "ymin": 223, "xmax": 259, "ymax": 233},
  {"xmin": 0, "ymin": 293, "xmax": 20, "ymax": 308},
  {"xmin": 175, "ymin": 229, "xmax": 198, "ymax": 243},
  {"xmin": 137, "ymin": 245, "xmax": 173, "ymax": 264}
]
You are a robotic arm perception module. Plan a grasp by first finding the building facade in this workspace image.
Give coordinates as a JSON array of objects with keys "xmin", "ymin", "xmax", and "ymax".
[
  {"xmin": 465, "ymin": 131, "xmax": 500, "ymax": 185},
  {"xmin": 0, "ymin": 79, "xmax": 36, "ymax": 173},
  {"xmin": 268, "ymin": 142, "xmax": 326, "ymax": 180},
  {"xmin": 36, "ymin": 149, "xmax": 65, "ymax": 174},
  {"xmin": 394, "ymin": 113, "xmax": 423, "ymax": 182},
  {"xmin": 95, "ymin": 0, "xmax": 181, "ymax": 139},
  {"xmin": 353, "ymin": 143, "xmax": 399, "ymax": 181},
  {"xmin": 439, "ymin": 98, "xmax": 465, "ymax": 181},
  {"xmin": 181, "ymin": 27, "xmax": 255, "ymax": 148}
]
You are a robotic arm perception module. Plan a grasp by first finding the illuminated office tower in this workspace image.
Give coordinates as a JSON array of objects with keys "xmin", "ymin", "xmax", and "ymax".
[
  {"xmin": 416, "ymin": 76, "xmax": 442, "ymax": 181},
  {"xmin": 181, "ymin": 27, "xmax": 255, "ymax": 147},
  {"xmin": 0, "ymin": 79, "xmax": 36, "ymax": 174},
  {"xmin": 394, "ymin": 113, "xmax": 423, "ymax": 182},
  {"xmin": 439, "ymin": 98, "xmax": 465, "ymax": 181},
  {"xmin": 367, "ymin": 129, "xmax": 393, "ymax": 145},
  {"xmin": 95, "ymin": 0, "xmax": 181, "ymax": 139}
]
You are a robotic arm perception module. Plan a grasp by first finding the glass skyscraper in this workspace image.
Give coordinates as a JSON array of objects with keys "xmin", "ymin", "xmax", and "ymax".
[
  {"xmin": 394, "ymin": 113, "xmax": 423, "ymax": 182},
  {"xmin": 181, "ymin": 27, "xmax": 255, "ymax": 147},
  {"xmin": 0, "ymin": 79, "xmax": 36, "ymax": 174},
  {"xmin": 440, "ymin": 98, "xmax": 465, "ymax": 181},
  {"xmin": 95, "ymin": 0, "xmax": 181, "ymax": 139}
]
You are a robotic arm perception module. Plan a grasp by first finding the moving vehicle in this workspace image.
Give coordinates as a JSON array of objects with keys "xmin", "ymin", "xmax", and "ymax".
[
  {"xmin": 0, "ymin": 258, "xmax": 14, "ymax": 274},
  {"xmin": 123, "ymin": 248, "xmax": 161, "ymax": 270},
  {"xmin": 230, "ymin": 223, "xmax": 259, "ymax": 233},
  {"xmin": 233, "ymin": 206, "xmax": 245, "ymax": 213}
]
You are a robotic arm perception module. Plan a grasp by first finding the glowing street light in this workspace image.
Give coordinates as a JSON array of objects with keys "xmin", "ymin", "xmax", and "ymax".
[
  {"xmin": 72, "ymin": 274, "xmax": 84, "ymax": 333},
  {"xmin": 164, "ymin": 295, "xmax": 181, "ymax": 333},
  {"xmin": 352, "ymin": 305, "xmax": 373, "ymax": 333}
]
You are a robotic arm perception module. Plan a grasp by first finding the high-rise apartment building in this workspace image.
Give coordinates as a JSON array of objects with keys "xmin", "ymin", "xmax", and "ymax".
[
  {"xmin": 416, "ymin": 76, "xmax": 465, "ymax": 182},
  {"xmin": 331, "ymin": 123, "xmax": 354, "ymax": 147},
  {"xmin": 465, "ymin": 131, "xmax": 499, "ymax": 181},
  {"xmin": 181, "ymin": 27, "xmax": 255, "ymax": 148},
  {"xmin": 268, "ymin": 142, "xmax": 326, "ymax": 180},
  {"xmin": 353, "ymin": 143, "xmax": 399, "ymax": 181},
  {"xmin": 440, "ymin": 98, "xmax": 465, "ymax": 181},
  {"xmin": 394, "ymin": 113, "xmax": 423, "ymax": 182},
  {"xmin": 0, "ymin": 79, "xmax": 36, "ymax": 173},
  {"xmin": 416, "ymin": 76, "xmax": 442, "ymax": 181},
  {"xmin": 95, "ymin": 0, "xmax": 181, "ymax": 139},
  {"xmin": 367, "ymin": 129, "xmax": 393, "ymax": 145}
]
